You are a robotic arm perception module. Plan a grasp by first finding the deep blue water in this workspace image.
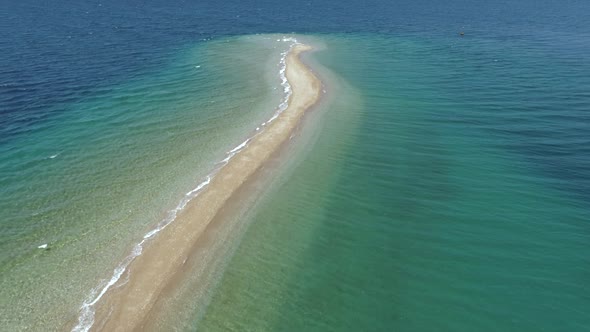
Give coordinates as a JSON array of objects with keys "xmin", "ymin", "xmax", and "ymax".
[{"xmin": 3, "ymin": 0, "xmax": 589, "ymax": 135}]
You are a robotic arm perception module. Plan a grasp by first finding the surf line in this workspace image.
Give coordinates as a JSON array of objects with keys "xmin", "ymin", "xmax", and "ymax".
[{"xmin": 72, "ymin": 37, "xmax": 322, "ymax": 332}]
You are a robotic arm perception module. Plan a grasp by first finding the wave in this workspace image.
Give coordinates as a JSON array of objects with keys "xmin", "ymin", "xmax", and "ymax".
[{"xmin": 71, "ymin": 36, "xmax": 300, "ymax": 332}]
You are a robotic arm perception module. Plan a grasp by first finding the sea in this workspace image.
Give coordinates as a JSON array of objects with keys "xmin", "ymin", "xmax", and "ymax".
[{"xmin": 1, "ymin": 0, "xmax": 589, "ymax": 331}]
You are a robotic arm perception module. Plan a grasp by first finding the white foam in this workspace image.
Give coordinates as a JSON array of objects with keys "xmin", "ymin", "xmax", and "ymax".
[
  {"xmin": 263, "ymin": 38, "xmax": 299, "ymax": 127},
  {"xmin": 47, "ymin": 152, "xmax": 61, "ymax": 159},
  {"xmin": 72, "ymin": 36, "xmax": 300, "ymax": 332},
  {"xmin": 228, "ymin": 138, "xmax": 251, "ymax": 154}
]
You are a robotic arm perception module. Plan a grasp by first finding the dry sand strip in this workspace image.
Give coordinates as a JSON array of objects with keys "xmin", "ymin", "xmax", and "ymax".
[{"xmin": 87, "ymin": 44, "xmax": 322, "ymax": 332}]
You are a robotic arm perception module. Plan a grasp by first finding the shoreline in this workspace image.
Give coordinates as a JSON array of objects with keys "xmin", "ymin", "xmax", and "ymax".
[{"xmin": 73, "ymin": 43, "xmax": 323, "ymax": 332}]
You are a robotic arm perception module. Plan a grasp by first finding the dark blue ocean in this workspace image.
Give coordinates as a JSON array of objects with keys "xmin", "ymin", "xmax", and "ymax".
[{"xmin": 1, "ymin": 0, "xmax": 590, "ymax": 331}]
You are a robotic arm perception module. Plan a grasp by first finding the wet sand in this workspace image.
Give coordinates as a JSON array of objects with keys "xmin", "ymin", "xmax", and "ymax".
[{"xmin": 86, "ymin": 44, "xmax": 322, "ymax": 331}]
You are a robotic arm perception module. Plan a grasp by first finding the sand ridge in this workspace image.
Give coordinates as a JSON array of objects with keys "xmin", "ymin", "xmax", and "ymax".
[{"xmin": 86, "ymin": 44, "xmax": 322, "ymax": 331}]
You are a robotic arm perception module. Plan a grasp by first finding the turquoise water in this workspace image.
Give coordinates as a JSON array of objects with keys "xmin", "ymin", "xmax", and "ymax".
[
  {"xmin": 2, "ymin": 0, "xmax": 590, "ymax": 331},
  {"xmin": 197, "ymin": 35, "xmax": 590, "ymax": 331},
  {"xmin": 0, "ymin": 35, "xmax": 293, "ymax": 330}
]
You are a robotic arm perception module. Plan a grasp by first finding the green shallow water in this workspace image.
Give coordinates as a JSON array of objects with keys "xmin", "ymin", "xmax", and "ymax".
[{"xmin": 196, "ymin": 35, "xmax": 590, "ymax": 331}]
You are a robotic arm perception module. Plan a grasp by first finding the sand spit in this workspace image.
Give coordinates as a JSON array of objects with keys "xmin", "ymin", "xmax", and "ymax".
[{"xmin": 81, "ymin": 44, "xmax": 322, "ymax": 332}]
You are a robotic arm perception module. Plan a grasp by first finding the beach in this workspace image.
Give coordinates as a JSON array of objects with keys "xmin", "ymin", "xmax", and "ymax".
[{"xmin": 72, "ymin": 43, "xmax": 322, "ymax": 332}]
